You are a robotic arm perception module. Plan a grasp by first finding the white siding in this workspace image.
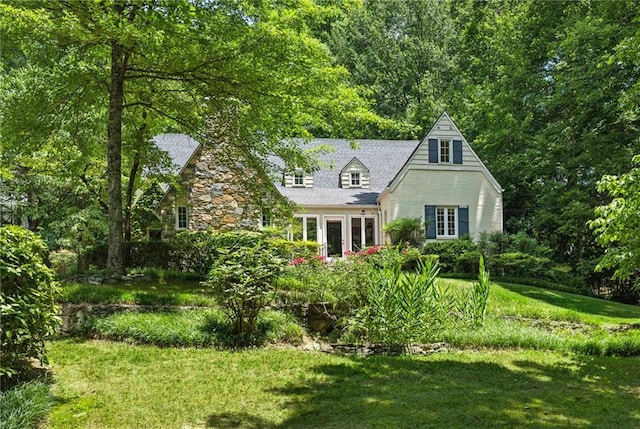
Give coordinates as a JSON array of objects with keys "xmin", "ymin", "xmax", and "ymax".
[
  {"xmin": 283, "ymin": 173, "xmax": 314, "ymax": 188},
  {"xmin": 340, "ymin": 158, "xmax": 370, "ymax": 189},
  {"xmin": 379, "ymin": 169, "xmax": 503, "ymax": 241}
]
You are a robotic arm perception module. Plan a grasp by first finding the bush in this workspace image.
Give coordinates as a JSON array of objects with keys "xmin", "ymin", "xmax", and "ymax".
[
  {"xmin": 48, "ymin": 248, "xmax": 78, "ymax": 278},
  {"xmin": 168, "ymin": 231, "xmax": 218, "ymax": 274},
  {"xmin": 126, "ymin": 241, "xmax": 173, "ymax": 269},
  {"xmin": 0, "ymin": 380, "xmax": 52, "ymax": 428},
  {"xmin": 383, "ymin": 217, "xmax": 424, "ymax": 246},
  {"xmin": 456, "ymin": 251, "xmax": 482, "ymax": 274},
  {"xmin": 205, "ymin": 233, "xmax": 287, "ymax": 343},
  {"xmin": 489, "ymin": 252, "xmax": 552, "ymax": 278},
  {"xmin": 0, "ymin": 226, "xmax": 61, "ymax": 381},
  {"xmin": 423, "ymin": 239, "xmax": 478, "ymax": 273},
  {"xmin": 268, "ymin": 238, "xmax": 320, "ymax": 260}
]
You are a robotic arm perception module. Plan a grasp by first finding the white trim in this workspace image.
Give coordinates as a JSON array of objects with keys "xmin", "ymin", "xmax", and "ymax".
[
  {"xmin": 323, "ymin": 215, "xmax": 346, "ymax": 258},
  {"xmin": 436, "ymin": 206, "xmax": 457, "ymax": 239},
  {"xmin": 176, "ymin": 205, "xmax": 189, "ymax": 230},
  {"xmin": 347, "ymin": 215, "xmax": 377, "ymax": 251}
]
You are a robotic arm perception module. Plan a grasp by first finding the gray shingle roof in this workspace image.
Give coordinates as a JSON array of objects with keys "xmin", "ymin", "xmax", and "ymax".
[
  {"xmin": 153, "ymin": 133, "xmax": 201, "ymax": 175},
  {"xmin": 277, "ymin": 138, "xmax": 420, "ymax": 206},
  {"xmin": 153, "ymin": 134, "xmax": 420, "ymax": 206}
]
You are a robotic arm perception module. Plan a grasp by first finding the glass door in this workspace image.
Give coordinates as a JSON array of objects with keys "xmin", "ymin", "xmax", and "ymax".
[{"xmin": 325, "ymin": 218, "xmax": 345, "ymax": 258}]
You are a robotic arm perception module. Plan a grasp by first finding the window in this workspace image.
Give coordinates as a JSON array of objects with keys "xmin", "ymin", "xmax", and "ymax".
[
  {"xmin": 261, "ymin": 211, "xmax": 272, "ymax": 228},
  {"xmin": 177, "ymin": 206, "xmax": 188, "ymax": 229},
  {"xmin": 436, "ymin": 207, "xmax": 456, "ymax": 237},
  {"xmin": 350, "ymin": 171, "xmax": 361, "ymax": 187},
  {"xmin": 290, "ymin": 216, "xmax": 318, "ymax": 242},
  {"xmin": 293, "ymin": 171, "xmax": 304, "ymax": 186},
  {"xmin": 440, "ymin": 139, "xmax": 451, "ymax": 163}
]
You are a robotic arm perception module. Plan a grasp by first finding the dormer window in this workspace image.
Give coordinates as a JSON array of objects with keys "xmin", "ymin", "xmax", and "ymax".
[
  {"xmin": 440, "ymin": 139, "xmax": 451, "ymax": 163},
  {"xmin": 293, "ymin": 171, "xmax": 304, "ymax": 186},
  {"xmin": 350, "ymin": 171, "xmax": 361, "ymax": 187},
  {"xmin": 340, "ymin": 157, "xmax": 369, "ymax": 189}
]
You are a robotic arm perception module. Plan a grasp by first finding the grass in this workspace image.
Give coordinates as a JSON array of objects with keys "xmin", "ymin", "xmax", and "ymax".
[
  {"xmin": 0, "ymin": 380, "xmax": 53, "ymax": 429},
  {"xmin": 47, "ymin": 339, "xmax": 640, "ymax": 428},
  {"xmin": 76, "ymin": 309, "xmax": 304, "ymax": 347},
  {"xmin": 60, "ymin": 280, "xmax": 218, "ymax": 307}
]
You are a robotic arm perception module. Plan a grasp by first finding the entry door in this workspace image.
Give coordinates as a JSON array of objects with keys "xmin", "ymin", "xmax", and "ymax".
[{"xmin": 325, "ymin": 218, "xmax": 345, "ymax": 258}]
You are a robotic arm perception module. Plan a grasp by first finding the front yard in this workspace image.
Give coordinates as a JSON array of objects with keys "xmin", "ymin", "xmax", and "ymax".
[
  {"xmin": 41, "ymin": 276, "xmax": 640, "ymax": 428},
  {"xmin": 47, "ymin": 341, "xmax": 640, "ymax": 428}
]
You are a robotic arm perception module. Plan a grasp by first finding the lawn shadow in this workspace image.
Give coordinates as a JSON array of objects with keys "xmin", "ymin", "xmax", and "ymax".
[
  {"xmin": 497, "ymin": 282, "xmax": 640, "ymax": 320},
  {"xmin": 207, "ymin": 412, "xmax": 272, "ymax": 429},
  {"xmin": 257, "ymin": 353, "xmax": 640, "ymax": 428}
]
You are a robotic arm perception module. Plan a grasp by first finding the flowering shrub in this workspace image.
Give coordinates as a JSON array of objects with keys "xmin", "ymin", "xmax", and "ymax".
[{"xmin": 289, "ymin": 255, "xmax": 326, "ymax": 267}]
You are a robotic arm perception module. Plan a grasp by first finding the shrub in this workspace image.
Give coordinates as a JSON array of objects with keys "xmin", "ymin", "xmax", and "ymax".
[
  {"xmin": 205, "ymin": 234, "xmax": 286, "ymax": 342},
  {"xmin": 169, "ymin": 231, "xmax": 219, "ymax": 274},
  {"xmin": 489, "ymin": 252, "xmax": 552, "ymax": 278},
  {"xmin": 455, "ymin": 250, "xmax": 482, "ymax": 274},
  {"xmin": 48, "ymin": 248, "xmax": 78, "ymax": 278},
  {"xmin": 268, "ymin": 239, "xmax": 320, "ymax": 260},
  {"xmin": 383, "ymin": 217, "xmax": 424, "ymax": 246},
  {"xmin": 423, "ymin": 239, "xmax": 478, "ymax": 272},
  {"xmin": 126, "ymin": 241, "xmax": 173, "ymax": 269},
  {"xmin": 0, "ymin": 380, "xmax": 52, "ymax": 428},
  {"xmin": 352, "ymin": 246, "xmax": 440, "ymax": 347},
  {"xmin": 0, "ymin": 226, "xmax": 61, "ymax": 381}
]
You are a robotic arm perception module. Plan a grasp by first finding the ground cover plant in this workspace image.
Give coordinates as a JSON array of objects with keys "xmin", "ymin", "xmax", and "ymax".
[
  {"xmin": 0, "ymin": 380, "xmax": 53, "ymax": 429},
  {"xmin": 60, "ymin": 280, "xmax": 216, "ymax": 307},
  {"xmin": 76, "ymin": 309, "xmax": 304, "ymax": 348},
  {"xmin": 47, "ymin": 340, "xmax": 640, "ymax": 428}
]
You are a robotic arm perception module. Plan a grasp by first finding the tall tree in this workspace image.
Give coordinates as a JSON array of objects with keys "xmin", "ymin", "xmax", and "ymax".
[{"xmin": 1, "ymin": 0, "xmax": 381, "ymax": 279}]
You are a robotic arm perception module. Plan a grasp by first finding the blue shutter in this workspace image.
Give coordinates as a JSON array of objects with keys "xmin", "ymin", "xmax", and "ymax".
[
  {"xmin": 453, "ymin": 140, "xmax": 463, "ymax": 164},
  {"xmin": 425, "ymin": 205, "xmax": 436, "ymax": 239},
  {"xmin": 458, "ymin": 206, "xmax": 469, "ymax": 237},
  {"xmin": 428, "ymin": 139, "xmax": 438, "ymax": 163}
]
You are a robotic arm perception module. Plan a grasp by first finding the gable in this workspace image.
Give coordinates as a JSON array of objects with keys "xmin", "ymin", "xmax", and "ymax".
[
  {"xmin": 387, "ymin": 112, "xmax": 502, "ymax": 194},
  {"xmin": 339, "ymin": 157, "xmax": 370, "ymax": 189}
]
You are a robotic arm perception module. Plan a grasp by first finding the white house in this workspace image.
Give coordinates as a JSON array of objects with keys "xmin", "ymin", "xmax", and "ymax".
[{"xmin": 154, "ymin": 112, "xmax": 503, "ymax": 257}]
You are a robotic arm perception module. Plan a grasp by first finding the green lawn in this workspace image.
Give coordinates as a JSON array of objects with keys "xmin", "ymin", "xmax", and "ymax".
[
  {"xmin": 45, "ymin": 278, "xmax": 640, "ymax": 428},
  {"xmin": 47, "ymin": 340, "xmax": 640, "ymax": 428}
]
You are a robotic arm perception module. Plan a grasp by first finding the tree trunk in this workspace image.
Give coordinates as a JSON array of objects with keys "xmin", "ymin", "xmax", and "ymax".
[
  {"xmin": 124, "ymin": 151, "xmax": 140, "ymax": 244},
  {"xmin": 106, "ymin": 39, "xmax": 126, "ymax": 280}
]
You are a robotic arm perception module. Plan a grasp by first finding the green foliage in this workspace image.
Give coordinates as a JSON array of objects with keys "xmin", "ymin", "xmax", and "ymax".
[
  {"xmin": 168, "ymin": 231, "xmax": 219, "ymax": 275},
  {"xmin": 455, "ymin": 250, "xmax": 482, "ymax": 274},
  {"xmin": 268, "ymin": 239, "xmax": 320, "ymax": 260},
  {"xmin": 489, "ymin": 252, "xmax": 552, "ymax": 279},
  {"xmin": 206, "ymin": 234, "xmax": 287, "ymax": 341},
  {"xmin": 60, "ymin": 282, "xmax": 217, "ymax": 307},
  {"xmin": 350, "ymin": 247, "xmax": 491, "ymax": 347},
  {"xmin": 0, "ymin": 226, "xmax": 61, "ymax": 380},
  {"xmin": 48, "ymin": 249, "xmax": 78, "ymax": 278},
  {"xmin": 82, "ymin": 309, "xmax": 303, "ymax": 348},
  {"xmin": 590, "ymin": 154, "xmax": 640, "ymax": 281},
  {"xmin": 423, "ymin": 239, "xmax": 478, "ymax": 273},
  {"xmin": 382, "ymin": 217, "xmax": 424, "ymax": 246},
  {"xmin": 0, "ymin": 380, "xmax": 52, "ymax": 428}
]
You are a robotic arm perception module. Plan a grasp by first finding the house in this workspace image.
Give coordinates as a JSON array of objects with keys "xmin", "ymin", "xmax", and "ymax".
[{"xmin": 153, "ymin": 112, "xmax": 503, "ymax": 257}]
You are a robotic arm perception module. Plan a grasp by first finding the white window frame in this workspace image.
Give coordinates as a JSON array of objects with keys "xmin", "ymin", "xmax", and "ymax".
[
  {"xmin": 348, "ymin": 215, "xmax": 377, "ymax": 252},
  {"xmin": 439, "ymin": 139, "xmax": 451, "ymax": 164},
  {"xmin": 260, "ymin": 211, "xmax": 272, "ymax": 228},
  {"xmin": 289, "ymin": 215, "xmax": 319, "ymax": 242},
  {"xmin": 436, "ymin": 206, "xmax": 457, "ymax": 238},
  {"xmin": 176, "ymin": 206, "xmax": 188, "ymax": 230},
  {"xmin": 293, "ymin": 170, "xmax": 305, "ymax": 187},
  {"xmin": 350, "ymin": 171, "xmax": 361, "ymax": 187}
]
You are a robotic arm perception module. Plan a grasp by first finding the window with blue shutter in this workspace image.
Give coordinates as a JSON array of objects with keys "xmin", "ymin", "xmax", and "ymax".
[
  {"xmin": 425, "ymin": 205, "xmax": 436, "ymax": 239},
  {"xmin": 453, "ymin": 140, "xmax": 463, "ymax": 164},
  {"xmin": 458, "ymin": 206, "xmax": 469, "ymax": 237},
  {"xmin": 428, "ymin": 139, "xmax": 438, "ymax": 163}
]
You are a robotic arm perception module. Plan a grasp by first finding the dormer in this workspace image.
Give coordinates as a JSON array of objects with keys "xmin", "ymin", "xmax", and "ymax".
[
  {"xmin": 340, "ymin": 157, "xmax": 369, "ymax": 189},
  {"xmin": 283, "ymin": 168, "xmax": 313, "ymax": 188}
]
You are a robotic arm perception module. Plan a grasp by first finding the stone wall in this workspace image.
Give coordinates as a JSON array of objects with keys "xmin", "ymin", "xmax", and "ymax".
[{"xmin": 159, "ymin": 144, "xmax": 261, "ymax": 237}]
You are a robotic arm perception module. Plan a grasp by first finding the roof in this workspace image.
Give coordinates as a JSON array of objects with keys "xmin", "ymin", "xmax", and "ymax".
[
  {"xmin": 276, "ymin": 138, "xmax": 419, "ymax": 205},
  {"xmin": 153, "ymin": 133, "xmax": 201, "ymax": 176}
]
